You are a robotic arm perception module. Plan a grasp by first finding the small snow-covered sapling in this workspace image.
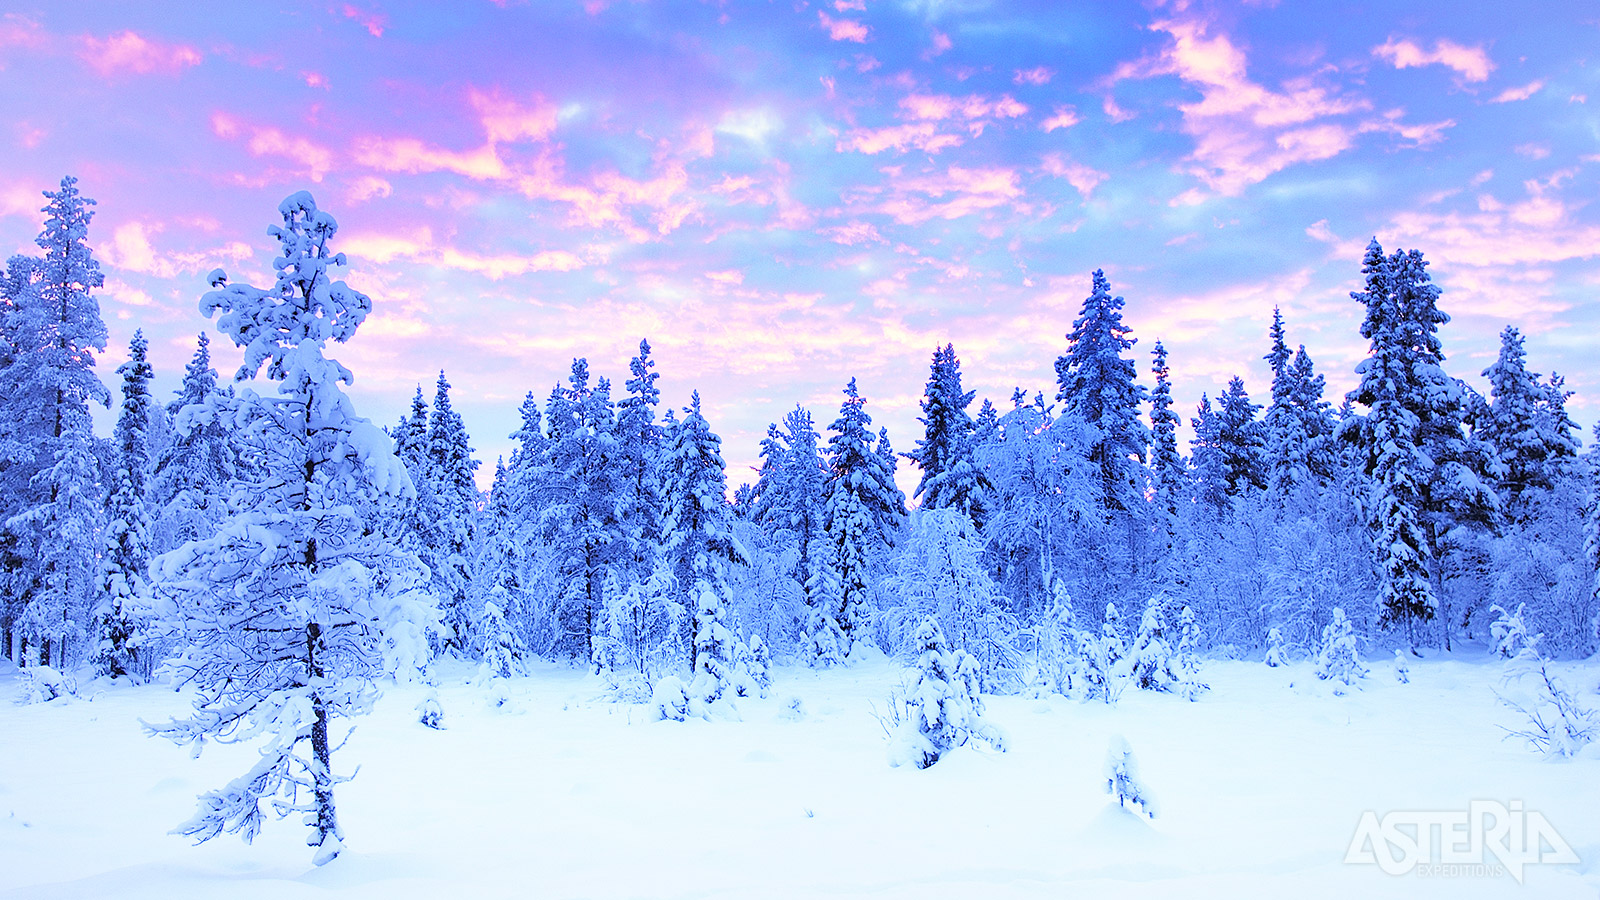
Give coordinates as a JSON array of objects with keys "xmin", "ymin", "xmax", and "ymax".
[{"xmin": 1104, "ymin": 735, "xmax": 1158, "ymax": 819}]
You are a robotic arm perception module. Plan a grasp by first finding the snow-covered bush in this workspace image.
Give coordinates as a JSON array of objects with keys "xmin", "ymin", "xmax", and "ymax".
[
  {"xmin": 1496, "ymin": 616, "xmax": 1597, "ymax": 759},
  {"xmin": 1127, "ymin": 597, "xmax": 1178, "ymax": 693},
  {"xmin": 1076, "ymin": 603, "xmax": 1129, "ymax": 704},
  {"xmin": 652, "ymin": 675, "xmax": 692, "ymax": 722},
  {"xmin": 415, "ymin": 692, "xmax": 445, "ymax": 730},
  {"xmin": 1264, "ymin": 626, "xmax": 1291, "ymax": 667},
  {"xmin": 730, "ymin": 633, "xmax": 771, "ymax": 699},
  {"xmin": 886, "ymin": 617, "xmax": 1005, "ymax": 769},
  {"xmin": 1391, "ymin": 649, "xmax": 1411, "ymax": 684},
  {"xmin": 1104, "ymin": 735, "xmax": 1158, "ymax": 819},
  {"xmin": 1313, "ymin": 607, "xmax": 1366, "ymax": 689},
  {"xmin": 880, "ymin": 508, "xmax": 1023, "ymax": 693},
  {"xmin": 1027, "ymin": 582, "xmax": 1079, "ymax": 697},
  {"xmin": 594, "ymin": 566, "xmax": 683, "ymax": 700},
  {"xmin": 17, "ymin": 665, "xmax": 73, "ymax": 705},
  {"xmin": 1490, "ymin": 603, "xmax": 1534, "ymax": 659}
]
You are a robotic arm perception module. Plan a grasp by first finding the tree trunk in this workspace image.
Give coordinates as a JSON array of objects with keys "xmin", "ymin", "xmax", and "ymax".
[{"xmin": 306, "ymin": 621, "xmax": 340, "ymax": 862}]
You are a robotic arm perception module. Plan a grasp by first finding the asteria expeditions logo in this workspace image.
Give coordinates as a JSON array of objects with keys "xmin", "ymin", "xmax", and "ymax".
[{"xmin": 1345, "ymin": 800, "xmax": 1579, "ymax": 884}]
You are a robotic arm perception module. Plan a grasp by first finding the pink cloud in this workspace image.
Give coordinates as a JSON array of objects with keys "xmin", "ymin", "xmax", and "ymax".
[
  {"xmin": 80, "ymin": 31, "xmax": 201, "ymax": 76},
  {"xmin": 1490, "ymin": 80, "xmax": 1544, "ymax": 104},
  {"xmin": 836, "ymin": 122, "xmax": 962, "ymax": 155},
  {"xmin": 342, "ymin": 227, "xmax": 587, "ymax": 279},
  {"xmin": 472, "ymin": 89, "xmax": 558, "ymax": 144},
  {"xmin": 818, "ymin": 11, "xmax": 869, "ymax": 43},
  {"xmin": 900, "ymin": 93, "xmax": 1028, "ymax": 121},
  {"xmin": 342, "ymin": 4, "xmax": 388, "ymax": 38},
  {"xmin": 704, "ymin": 269, "xmax": 744, "ymax": 286},
  {"xmin": 303, "ymin": 71, "xmax": 329, "ymax": 89},
  {"xmin": 879, "ymin": 165, "xmax": 1022, "ymax": 224},
  {"xmin": 1104, "ymin": 15, "xmax": 1461, "ymax": 197},
  {"xmin": 1041, "ymin": 154, "xmax": 1107, "ymax": 198},
  {"xmin": 823, "ymin": 221, "xmax": 886, "ymax": 246},
  {"xmin": 1014, "ymin": 66, "xmax": 1053, "ymax": 86},
  {"xmin": 924, "ymin": 31, "xmax": 952, "ymax": 59},
  {"xmin": 1040, "ymin": 106, "xmax": 1081, "ymax": 132},
  {"xmin": 1373, "ymin": 37, "xmax": 1494, "ymax": 83},
  {"xmin": 211, "ymin": 113, "xmax": 335, "ymax": 182}
]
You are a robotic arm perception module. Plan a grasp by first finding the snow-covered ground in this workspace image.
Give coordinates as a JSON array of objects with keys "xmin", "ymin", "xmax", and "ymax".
[{"xmin": 2, "ymin": 652, "xmax": 1596, "ymax": 899}]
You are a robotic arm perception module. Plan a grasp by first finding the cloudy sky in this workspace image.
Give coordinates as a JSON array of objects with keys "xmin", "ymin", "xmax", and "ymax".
[{"xmin": 2, "ymin": 1, "xmax": 1596, "ymax": 492}]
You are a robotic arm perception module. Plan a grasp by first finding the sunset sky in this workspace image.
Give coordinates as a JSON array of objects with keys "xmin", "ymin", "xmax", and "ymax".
[{"xmin": 2, "ymin": 1, "xmax": 1596, "ymax": 492}]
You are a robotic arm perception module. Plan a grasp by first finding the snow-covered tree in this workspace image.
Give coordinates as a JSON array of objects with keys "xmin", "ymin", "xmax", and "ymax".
[
  {"xmin": 7, "ymin": 404, "xmax": 103, "ymax": 669},
  {"xmin": 1215, "ymin": 376, "xmax": 1266, "ymax": 497},
  {"xmin": 1104, "ymin": 735, "xmax": 1158, "ymax": 819},
  {"xmin": 1313, "ymin": 607, "xmax": 1366, "ymax": 688},
  {"xmin": 660, "ymin": 391, "xmax": 743, "ymax": 682},
  {"xmin": 1148, "ymin": 341, "xmax": 1184, "ymax": 542},
  {"xmin": 95, "ymin": 329, "xmax": 155, "ymax": 678},
  {"xmin": 541, "ymin": 361, "xmax": 625, "ymax": 661},
  {"xmin": 427, "ymin": 371, "xmax": 480, "ymax": 649},
  {"xmin": 1478, "ymin": 326, "xmax": 1579, "ymax": 517},
  {"xmin": 1126, "ymin": 597, "xmax": 1178, "ymax": 693},
  {"xmin": 887, "ymin": 617, "xmax": 1003, "ymax": 769},
  {"xmin": 145, "ymin": 192, "xmax": 435, "ymax": 866},
  {"xmin": 825, "ymin": 379, "xmax": 905, "ymax": 653},
  {"xmin": 882, "ymin": 508, "xmax": 1022, "ymax": 691},
  {"xmin": 1344, "ymin": 241, "xmax": 1498, "ymax": 645},
  {"xmin": 1, "ymin": 177, "xmax": 111, "ymax": 669},
  {"xmin": 150, "ymin": 333, "xmax": 236, "ymax": 557},
  {"xmin": 1054, "ymin": 269, "xmax": 1150, "ymax": 514},
  {"xmin": 907, "ymin": 344, "xmax": 988, "ymax": 527},
  {"xmin": 617, "ymin": 339, "xmax": 665, "ymax": 580},
  {"xmin": 1263, "ymin": 309, "xmax": 1334, "ymax": 495},
  {"xmin": 1188, "ymin": 394, "xmax": 1228, "ymax": 509}
]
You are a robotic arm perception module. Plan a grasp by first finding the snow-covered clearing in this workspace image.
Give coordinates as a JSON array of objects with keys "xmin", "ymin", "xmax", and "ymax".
[{"xmin": 2, "ymin": 653, "xmax": 1596, "ymax": 899}]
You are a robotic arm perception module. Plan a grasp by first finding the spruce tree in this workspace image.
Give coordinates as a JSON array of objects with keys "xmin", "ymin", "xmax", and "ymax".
[
  {"xmin": 1479, "ymin": 326, "xmax": 1578, "ymax": 516},
  {"xmin": 617, "ymin": 339, "xmax": 665, "ymax": 579},
  {"xmin": 150, "ymin": 333, "xmax": 235, "ymax": 556},
  {"xmin": 545, "ymin": 361, "xmax": 625, "ymax": 661},
  {"xmin": 660, "ymin": 391, "xmax": 742, "ymax": 681},
  {"xmin": 1215, "ymin": 376, "xmax": 1266, "ymax": 496},
  {"xmin": 95, "ymin": 329, "xmax": 154, "ymax": 678},
  {"xmin": 907, "ymin": 344, "xmax": 988, "ymax": 527},
  {"xmin": 824, "ymin": 379, "xmax": 906, "ymax": 654},
  {"xmin": 427, "ymin": 371, "xmax": 480, "ymax": 649},
  {"xmin": 1148, "ymin": 341, "xmax": 1184, "ymax": 536},
  {"xmin": 1, "ymin": 177, "xmax": 111, "ymax": 668},
  {"xmin": 1345, "ymin": 241, "xmax": 1495, "ymax": 642},
  {"xmin": 1054, "ymin": 269, "xmax": 1150, "ymax": 513}
]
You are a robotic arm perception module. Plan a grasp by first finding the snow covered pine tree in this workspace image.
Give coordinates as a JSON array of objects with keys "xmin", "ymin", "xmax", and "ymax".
[{"xmin": 146, "ymin": 192, "xmax": 433, "ymax": 866}]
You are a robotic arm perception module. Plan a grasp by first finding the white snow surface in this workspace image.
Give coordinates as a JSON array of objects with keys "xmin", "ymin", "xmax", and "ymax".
[{"xmin": 1, "ymin": 653, "xmax": 1597, "ymax": 899}]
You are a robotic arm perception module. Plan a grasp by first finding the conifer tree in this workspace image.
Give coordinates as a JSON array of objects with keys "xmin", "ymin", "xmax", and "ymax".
[
  {"xmin": 1479, "ymin": 326, "xmax": 1579, "ymax": 516},
  {"xmin": 1, "ymin": 177, "xmax": 111, "ymax": 668},
  {"xmin": 1148, "ymin": 341, "xmax": 1184, "ymax": 536},
  {"xmin": 147, "ymin": 192, "xmax": 433, "ymax": 865},
  {"xmin": 427, "ymin": 371, "xmax": 479, "ymax": 649},
  {"xmin": 150, "ymin": 333, "xmax": 236, "ymax": 556},
  {"xmin": 617, "ymin": 339, "xmax": 665, "ymax": 579},
  {"xmin": 1054, "ymin": 269, "xmax": 1150, "ymax": 513},
  {"xmin": 95, "ymin": 329, "xmax": 154, "ymax": 678},
  {"xmin": 824, "ymin": 379, "xmax": 905, "ymax": 653},
  {"xmin": 660, "ymin": 391, "xmax": 743, "ymax": 681},
  {"xmin": 908, "ymin": 344, "xmax": 988, "ymax": 527},
  {"xmin": 544, "ymin": 361, "xmax": 625, "ymax": 661},
  {"xmin": 1215, "ymin": 376, "xmax": 1266, "ymax": 496}
]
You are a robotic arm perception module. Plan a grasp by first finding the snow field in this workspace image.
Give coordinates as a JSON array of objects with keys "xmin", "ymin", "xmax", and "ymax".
[{"xmin": 1, "ymin": 654, "xmax": 1597, "ymax": 899}]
